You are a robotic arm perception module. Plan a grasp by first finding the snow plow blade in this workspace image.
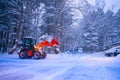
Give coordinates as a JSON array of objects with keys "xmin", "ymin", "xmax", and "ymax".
[{"xmin": 8, "ymin": 45, "xmax": 17, "ymax": 54}]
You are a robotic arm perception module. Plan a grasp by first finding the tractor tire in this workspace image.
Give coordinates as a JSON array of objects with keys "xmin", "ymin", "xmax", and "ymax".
[
  {"xmin": 41, "ymin": 52, "xmax": 46, "ymax": 59},
  {"xmin": 34, "ymin": 51, "xmax": 41, "ymax": 60},
  {"xmin": 19, "ymin": 51, "xmax": 27, "ymax": 59}
]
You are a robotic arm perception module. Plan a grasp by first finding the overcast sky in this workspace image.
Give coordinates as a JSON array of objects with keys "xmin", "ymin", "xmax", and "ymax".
[
  {"xmin": 72, "ymin": 0, "xmax": 120, "ymax": 13},
  {"xmin": 104, "ymin": 0, "xmax": 120, "ymax": 13},
  {"xmin": 70, "ymin": 0, "xmax": 120, "ymax": 21},
  {"xmin": 87, "ymin": 0, "xmax": 120, "ymax": 13}
]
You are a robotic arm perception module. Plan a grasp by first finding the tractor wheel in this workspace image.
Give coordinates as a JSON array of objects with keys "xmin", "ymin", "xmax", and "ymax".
[
  {"xmin": 41, "ymin": 52, "xmax": 46, "ymax": 59},
  {"xmin": 19, "ymin": 51, "xmax": 27, "ymax": 59},
  {"xmin": 34, "ymin": 51, "xmax": 41, "ymax": 60}
]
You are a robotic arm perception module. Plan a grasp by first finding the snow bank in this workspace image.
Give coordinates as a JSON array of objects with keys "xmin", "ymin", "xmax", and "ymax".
[
  {"xmin": 111, "ymin": 54, "xmax": 120, "ymax": 65},
  {"xmin": 0, "ymin": 52, "xmax": 120, "ymax": 80},
  {"xmin": 114, "ymin": 54, "xmax": 120, "ymax": 60}
]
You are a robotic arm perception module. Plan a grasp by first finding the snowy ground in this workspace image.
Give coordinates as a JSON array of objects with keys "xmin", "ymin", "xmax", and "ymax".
[{"xmin": 0, "ymin": 52, "xmax": 120, "ymax": 80}]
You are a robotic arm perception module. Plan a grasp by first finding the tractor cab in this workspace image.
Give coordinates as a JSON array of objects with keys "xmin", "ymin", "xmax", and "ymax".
[{"xmin": 22, "ymin": 38, "xmax": 36, "ymax": 50}]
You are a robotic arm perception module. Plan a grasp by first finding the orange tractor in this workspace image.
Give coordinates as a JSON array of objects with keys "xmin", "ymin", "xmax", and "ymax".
[{"xmin": 9, "ymin": 37, "xmax": 59, "ymax": 59}]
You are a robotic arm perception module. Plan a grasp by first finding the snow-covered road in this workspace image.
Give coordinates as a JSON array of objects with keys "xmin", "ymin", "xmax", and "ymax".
[{"xmin": 0, "ymin": 53, "xmax": 120, "ymax": 80}]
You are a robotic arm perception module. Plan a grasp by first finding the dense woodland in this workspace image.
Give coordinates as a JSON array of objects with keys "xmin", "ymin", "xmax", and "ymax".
[{"xmin": 0, "ymin": 0, "xmax": 120, "ymax": 53}]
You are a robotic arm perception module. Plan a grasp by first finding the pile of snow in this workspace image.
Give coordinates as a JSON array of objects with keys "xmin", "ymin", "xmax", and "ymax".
[
  {"xmin": 37, "ymin": 33, "xmax": 53, "ymax": 43},
  {"xmin": 104, "ymin": 46, "xmax": 120, "ymax": 53},
  {"xmin": 113, "ymin": 54, "xmax": 120, "ymax": 62}
]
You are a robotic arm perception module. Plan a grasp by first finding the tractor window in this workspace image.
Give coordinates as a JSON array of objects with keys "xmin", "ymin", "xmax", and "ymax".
[
  {"xmin": 22, "ymin": 38, "xmax": 36, "ymax": 46},
  {"xmin": 25, "ymin": 39, "xmax": 31, "ymax": 45},
  {"xmin": 31, "ymin": 40, "xmax": 36, "ymax": 45},
  {"xmin": 22, "ymin": 38, "xmax": 31, "ymax": 46}
]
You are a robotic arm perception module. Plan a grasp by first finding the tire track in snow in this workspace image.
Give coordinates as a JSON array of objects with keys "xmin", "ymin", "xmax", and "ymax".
[{"xmin": 27, "ymin": 66, "xmax": 73, "ymax": 80}]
